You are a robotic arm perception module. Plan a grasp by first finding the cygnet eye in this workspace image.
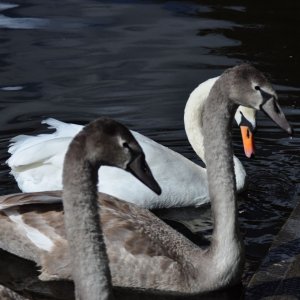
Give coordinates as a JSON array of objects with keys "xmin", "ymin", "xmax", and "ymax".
[
  {"xmin": 123, "ymin": 142, "xmax": 129, "ymax": 149},
  {"xmin": 254, "ymin": 86, "xmax": 260, "ymax": 91}
]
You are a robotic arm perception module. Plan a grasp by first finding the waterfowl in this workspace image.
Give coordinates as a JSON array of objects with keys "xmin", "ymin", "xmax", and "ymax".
[
  {"xmin": 0, "ymin": 285, "xmax": 26, "ymax": 300},
  {"xmin": 6, "ymin": 77, "xmax": 256, "ymax": 209},
  {"xmin": 62, "ymin": 118, "xmax": 161, "ymax": 300},
  {"xmin": 0, "ymin": 65, "xmax": 292, "ymax": 300}
]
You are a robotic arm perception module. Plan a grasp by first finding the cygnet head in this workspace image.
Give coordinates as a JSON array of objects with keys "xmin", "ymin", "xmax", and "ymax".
[
  {"xmin": 67, "ymin": 117, "xmax": 162, "ymax": 195},
  {"xmin": 222, "ymin": 64, "xmax": 292, "ymax": 135}
]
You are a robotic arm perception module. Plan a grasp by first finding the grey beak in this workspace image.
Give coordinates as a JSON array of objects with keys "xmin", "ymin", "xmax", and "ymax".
[
  {"xmin": 261, "ymin": 98, "xmax": 293, "ymax": 135},
  {"xmin": 127, "ymin": 154, "xmax": 162, "ymax": 195}
]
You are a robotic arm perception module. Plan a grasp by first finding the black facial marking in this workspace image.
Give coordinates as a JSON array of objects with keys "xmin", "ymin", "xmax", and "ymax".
[
  {"xmin": 124, "ymin": 142, "xmax": 141, "ymax": 167},
  {"xmin": 240, "ymin": 112, "xmax": 255, "ymax": 132},
  {"xmin": 273, "ymin": 101, "xmax": 281, "ymax": 114},
  {"xmin": 255, "ymin": 86, "xmax": 274, "ymax": 103}
]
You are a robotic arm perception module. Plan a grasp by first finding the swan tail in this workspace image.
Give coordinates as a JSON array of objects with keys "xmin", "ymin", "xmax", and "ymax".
[
  {"xmin": 7, "ymin": 119, "xmax": 82, "ymax": 167},
  {"xmin": 42, "ymin": 118, "xmax": 83, "ymax": 136}
]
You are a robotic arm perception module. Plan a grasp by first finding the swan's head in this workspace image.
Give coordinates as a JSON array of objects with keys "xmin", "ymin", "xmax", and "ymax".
[
  {"xmin": 224, "ymin": 64, "xmax": 292, "ymax": 135},
  {"xmin": 234, "ymin": 106, "xmax": 256, "ymax": 158},
  {"xmin": 70, "ymin": 117, "xmax": 162, "ymax": 195}
]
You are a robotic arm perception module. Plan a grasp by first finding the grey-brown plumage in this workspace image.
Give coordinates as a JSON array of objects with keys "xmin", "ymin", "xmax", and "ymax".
[
  {"xmin": 62, "ymin": 118, "xmax": 161, "ymax": 300},
  {"xmin": 0, "ymin": 64, "xmax": 292, "ymax": 300},
  {"xmin": 0, "ymin": 285, "xmax": 28, "ymax": 300}
]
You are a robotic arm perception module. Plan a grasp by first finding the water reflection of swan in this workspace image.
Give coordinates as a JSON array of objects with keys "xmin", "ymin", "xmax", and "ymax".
[
  {"xmin": 7, "ymin": 77, "xmax": 255, "ymax": 209},
  {"xmin": 0, "ymin": 65, "xmax": 291, "ymax": 298}
]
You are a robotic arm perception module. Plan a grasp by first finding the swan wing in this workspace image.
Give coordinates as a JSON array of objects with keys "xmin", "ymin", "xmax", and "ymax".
[
  {"xmin": 0, "ymin": 193, "xmax": 195, "ymax": 289},
  {"xmin": 8, "ymin": 137, "xmax": 70, "ymax": 170},
  {"xmin": 7, "ymin": 120, "xmax": 210, "ymax": 208},
  {"xmin": 7, "ymin": 118, "xmax": 83, "ymax": 167},
  {"xmin": 7, "ymin": 137, "xmax": 70, "ymax": 192},
  {"xmin": 7, "ymin": 119, "xmax": 83, "ymax": 192},
  {"xmin": 0, "ymin": 191, "xmax": 62, "ymax": 210}
]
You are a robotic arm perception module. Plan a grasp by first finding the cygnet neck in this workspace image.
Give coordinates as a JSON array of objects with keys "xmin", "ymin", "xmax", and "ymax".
[
  {"xmin": 63, "ymin": 132, "xmax": 113, "ymax": 300},
  {"xmin": 202, "ymin": 78, "xmax": 244, "ymax": 281}
]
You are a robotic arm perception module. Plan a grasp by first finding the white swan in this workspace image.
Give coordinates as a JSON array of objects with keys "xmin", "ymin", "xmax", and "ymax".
[
  {"xmin": 0, "ymin": 65, "xmax": 292, "ymax": 299},
  {"xmin": 7, "ymin": 77, "xmax": 256, "ymax": 209}
]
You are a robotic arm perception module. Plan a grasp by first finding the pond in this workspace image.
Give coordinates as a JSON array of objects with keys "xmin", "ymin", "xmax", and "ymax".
[{"xmin": 0, "ymin": 0, "xmax": 299, "ymax": 298}]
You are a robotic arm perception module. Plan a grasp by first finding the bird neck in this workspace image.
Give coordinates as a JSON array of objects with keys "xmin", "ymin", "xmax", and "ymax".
[
  {"xmin": 63, "ymin": 137, "xmax": 113, "ymax": 300},
  {"xmin": 202, "ymin": 79, "xmax": 244, "ymax": 283},
  {"xmin": 184, "ymin": 80, "xmax": 216, "ymax": 163},
  {"xmin": 184, "ymin": 78, "xmax": 247, "ymax": 192}
]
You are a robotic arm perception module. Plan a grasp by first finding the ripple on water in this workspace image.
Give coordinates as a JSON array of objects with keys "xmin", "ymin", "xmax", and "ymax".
[{"xmin": 0, "ymin": 0, "xmax": 299, "ymax": 296}]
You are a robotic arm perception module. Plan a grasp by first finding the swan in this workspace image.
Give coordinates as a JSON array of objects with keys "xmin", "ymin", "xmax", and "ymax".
[
  {"xmin": 6, "ymin": 77, "xmax": 256, "ymax": 209},
  {"xmin": 62, "ymin": 118, "xmax": 161, "ymax": 300},
  {"xmin": 0, "ymin": 65, "xmax": 292, "ymax": 299}
]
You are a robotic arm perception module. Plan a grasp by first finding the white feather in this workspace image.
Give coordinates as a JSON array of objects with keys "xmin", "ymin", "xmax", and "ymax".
[
  {"xmin": 6, "ymin": 78, "xmax": 255, "ymax": 209},
  {"xmin": 4, "ymin": 209, "xmax": 54, "ymax": 252}
]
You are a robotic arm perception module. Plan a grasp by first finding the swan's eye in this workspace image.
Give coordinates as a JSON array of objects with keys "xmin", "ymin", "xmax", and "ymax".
[
  {"xmin": 123, "ymin": 142, "xmax": 129, "ymax": 149},
  {"xmin": 254, "ymin": 86, "xmax": 260, "ymax": 91}
]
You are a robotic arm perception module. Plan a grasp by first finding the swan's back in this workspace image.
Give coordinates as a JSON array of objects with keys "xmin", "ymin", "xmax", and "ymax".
[
  {"xmin": 7, "ymin": 119, "xmax": 210, "ymax": 208},
  {"xmin": 0, "ymin": 191, "xmax": 203, "ymax": 294}
]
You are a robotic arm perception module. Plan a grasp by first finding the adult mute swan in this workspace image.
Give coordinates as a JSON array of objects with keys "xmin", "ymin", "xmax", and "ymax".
[
  {"xmin": 6, "ymin": 77, "xmax": 256, "ymax": 209},
  {"xmin": 0, "ymin": 65, "xmax": 292, "ymax": 299}
]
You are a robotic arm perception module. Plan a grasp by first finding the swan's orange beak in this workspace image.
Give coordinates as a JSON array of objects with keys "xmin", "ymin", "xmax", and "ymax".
[{"xmin": 240, "ymin": 126, "xmax": 255, "ymax": 158}]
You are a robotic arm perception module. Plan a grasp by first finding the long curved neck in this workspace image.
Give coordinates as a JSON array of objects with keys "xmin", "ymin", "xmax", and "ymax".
[
  {"xmin": 202, "ymin": 79, "xmax": 244, "ymax": 283},
  {"xmin": 63, "ymin": 138, "xmax": 113, "ymax": 300},
  {"xmin": 184, "ymin": 77, "xmax": 246, "ymax": 192},
  {"xmin": 184, "ymin": 77, "xmax": 219, "ymax": 163}
]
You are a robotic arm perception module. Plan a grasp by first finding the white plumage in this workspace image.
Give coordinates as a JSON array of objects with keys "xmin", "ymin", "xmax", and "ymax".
[{"xmin": 7, "ymin": 77, "xmax": 255, "ymax": 209}]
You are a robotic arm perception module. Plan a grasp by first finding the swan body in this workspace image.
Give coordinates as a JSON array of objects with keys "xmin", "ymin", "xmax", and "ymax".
[
  {"xmin": 0, "ymin": 65, "xmax": 292, "ymax": 300},
  {"xmin": 7, "ymin": 77, "xmax": 255, "ymax": 209}
]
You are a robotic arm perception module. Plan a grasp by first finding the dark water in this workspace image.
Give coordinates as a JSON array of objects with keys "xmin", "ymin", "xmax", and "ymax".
[{"xmin": 0, "ymin": 0, "xmax": 299, "ymax": 298}]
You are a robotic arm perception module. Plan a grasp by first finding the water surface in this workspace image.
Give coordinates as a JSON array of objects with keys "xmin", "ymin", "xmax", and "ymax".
[{"xmin": 0, "ymin": 0, "xmax": 299, "ymax": 297}]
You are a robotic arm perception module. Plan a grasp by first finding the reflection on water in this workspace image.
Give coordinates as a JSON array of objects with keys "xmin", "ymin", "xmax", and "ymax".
[
  {"xmin": 0, "ymin": 14, "xmax": 49, "ymax": 29},
  {"xmin": 0, "ymin": 0, "xmax": 299, "ymax": 297}
]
